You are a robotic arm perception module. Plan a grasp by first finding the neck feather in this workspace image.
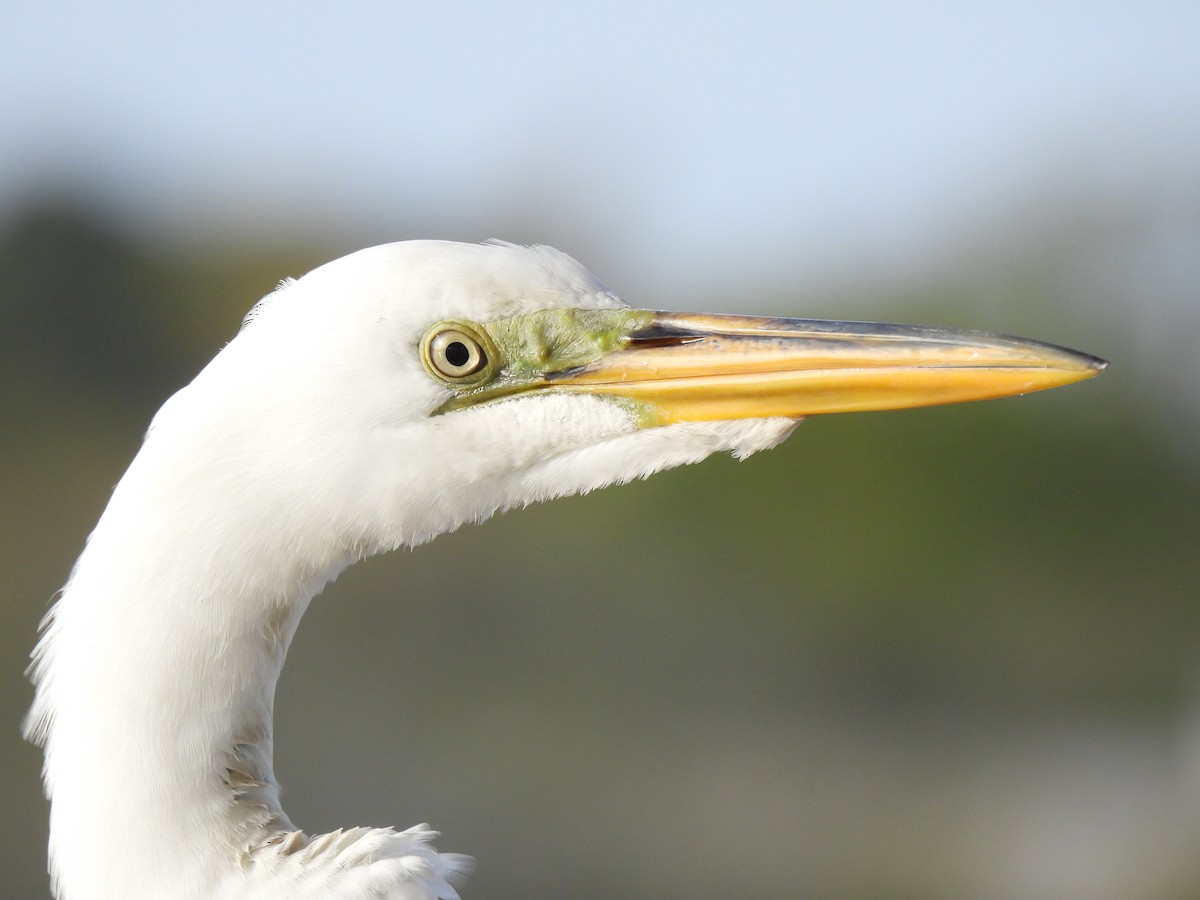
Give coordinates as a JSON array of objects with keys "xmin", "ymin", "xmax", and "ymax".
[{"xmin": 26, "ymin": 440, "xmax": 347, "ymax": 899}]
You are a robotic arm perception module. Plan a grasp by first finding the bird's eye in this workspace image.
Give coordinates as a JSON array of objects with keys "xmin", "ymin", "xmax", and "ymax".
[
  {"xmin": 420, "ymin": 322, "xmax": 497, "ymax": 385},
  {"xmin": 430, "ymin": 330, "xmax": 485, "ymax": 376}
]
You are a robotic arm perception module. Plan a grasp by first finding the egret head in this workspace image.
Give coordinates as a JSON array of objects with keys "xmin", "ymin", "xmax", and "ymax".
[{"xmin": 147, "ymin": 239, "xmax": 1102, "ymax": 560}]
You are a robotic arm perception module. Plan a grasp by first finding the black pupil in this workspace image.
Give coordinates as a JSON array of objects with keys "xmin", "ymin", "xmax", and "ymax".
[{"xmin": 445, "ymin": 340, "xmax": 471, "ymax": 368}]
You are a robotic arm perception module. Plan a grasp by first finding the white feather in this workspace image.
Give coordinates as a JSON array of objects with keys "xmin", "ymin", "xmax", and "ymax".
[{"xmin": 25, "ymin": 241, "xmax": 795, "ymax": 899}]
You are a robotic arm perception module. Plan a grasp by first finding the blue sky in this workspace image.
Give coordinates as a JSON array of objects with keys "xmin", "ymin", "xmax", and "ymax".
[{"xmin": 2, "ymin": 1, "xmax": 1197, "ymax": 294}]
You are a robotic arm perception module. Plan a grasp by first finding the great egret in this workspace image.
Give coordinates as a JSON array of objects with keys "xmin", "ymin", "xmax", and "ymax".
[{"xmin": 25, "ymin": 240, "xmax": 1104, "ymax": 899}]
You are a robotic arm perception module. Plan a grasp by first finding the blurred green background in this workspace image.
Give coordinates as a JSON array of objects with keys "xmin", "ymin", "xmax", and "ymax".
[{"xmin": 3, "ymin": 3, "xmax": 1199, "ymax": 899}]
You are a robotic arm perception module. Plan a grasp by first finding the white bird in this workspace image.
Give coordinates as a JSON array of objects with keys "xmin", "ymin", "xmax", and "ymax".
[{"xmin": 24, "ymin": 240, "xmax": 1104, "ymax": 900}]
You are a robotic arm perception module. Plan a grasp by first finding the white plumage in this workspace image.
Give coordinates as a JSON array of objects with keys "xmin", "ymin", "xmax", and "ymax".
[{"xmin": 25, "ymin": 240, "xmax": 1102, "ymax": 899}]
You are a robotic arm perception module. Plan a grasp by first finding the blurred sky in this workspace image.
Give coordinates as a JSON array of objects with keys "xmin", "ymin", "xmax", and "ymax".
[{"xmin": 2, "ymin": 1, "xmax": 1197, "ymax": 292}]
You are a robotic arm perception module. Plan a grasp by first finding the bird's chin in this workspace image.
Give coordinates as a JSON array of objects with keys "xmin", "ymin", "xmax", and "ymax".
[
  {"xmin": 515, "ymin": 412, "xmax": 805, "ymax": 506},
  {"xmin": 668, "ymin": 415, "xmax": 803, "ymax": 460}
]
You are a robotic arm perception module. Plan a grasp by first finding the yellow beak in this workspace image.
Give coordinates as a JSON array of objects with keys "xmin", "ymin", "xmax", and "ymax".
[{"xmin": 547, "ymin": 312, "xmax": 1106, "ymax": 424}]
